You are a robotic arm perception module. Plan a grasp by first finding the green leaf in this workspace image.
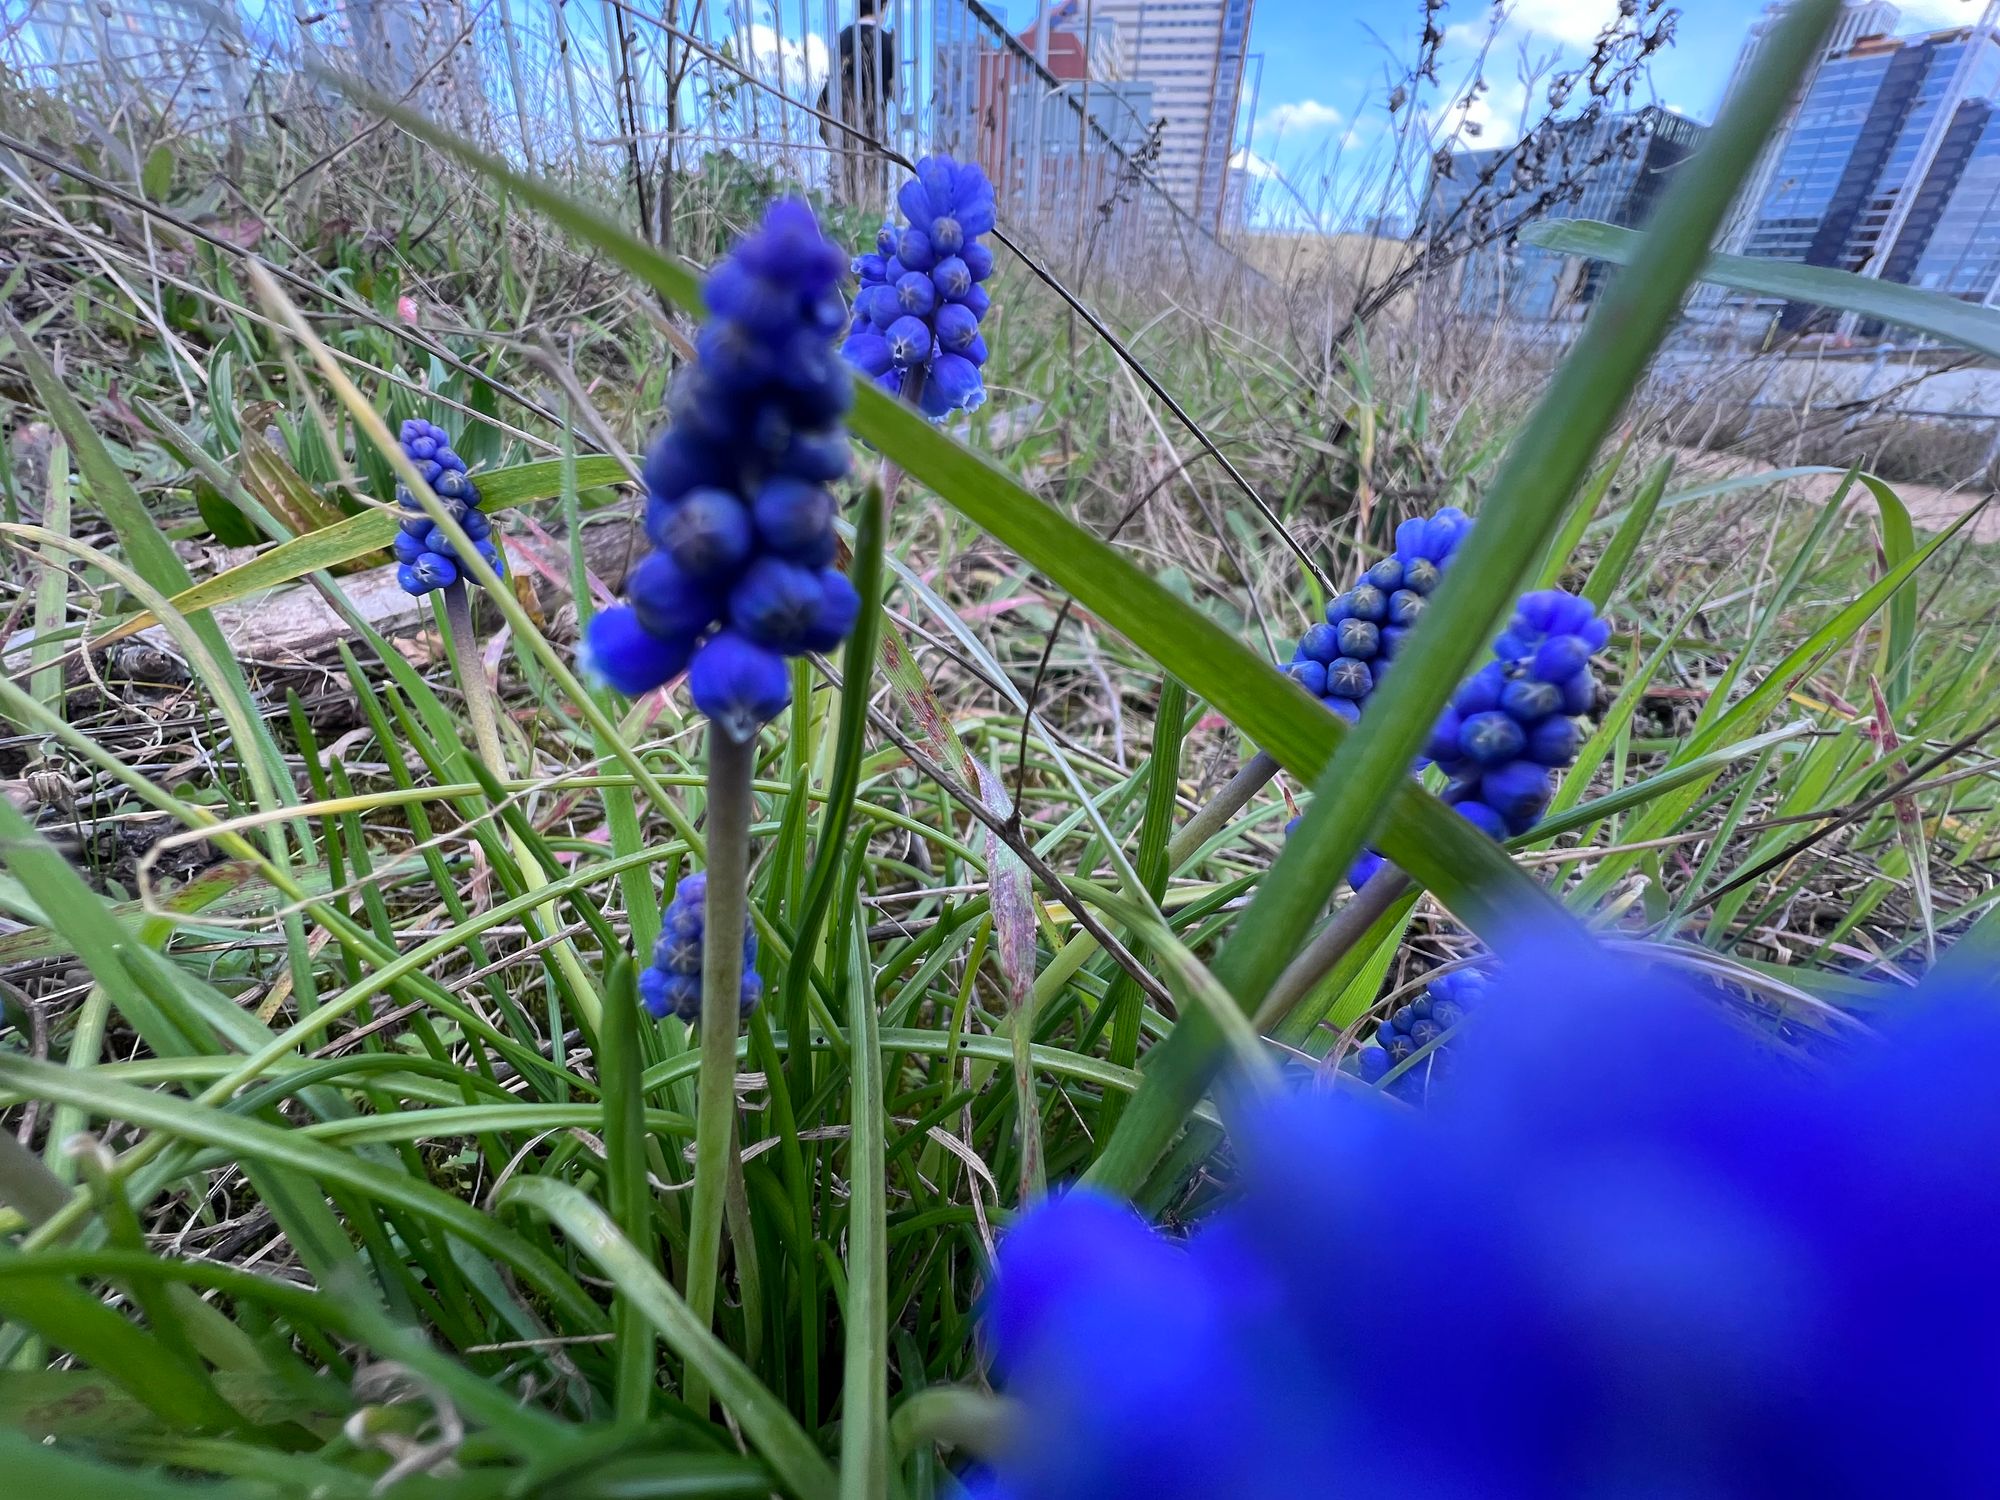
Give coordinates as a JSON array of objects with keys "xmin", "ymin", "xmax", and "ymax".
[
  {"xmin": 499, "ymin": 1177, "xmax": 838, "ymax": 1500},
  {"xmin": 141, "ymin": 144, "xmax": 172, "ymax": 201},
  {"xmin": 1583, "ymin": 454, "xmax": 1673, "ymax": 610},
  {"xmin": 1524, "ymin": 217, "xmax": 2000, "ymax": 358},
  {"xmin": 96, "ymin": 455, "xmax": 627, "ymax": 643}
]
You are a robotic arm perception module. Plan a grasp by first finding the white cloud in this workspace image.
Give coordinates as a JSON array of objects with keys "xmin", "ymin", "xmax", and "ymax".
[
  {"xmin": 1446, "ymin": 0, "xmax": 1621, "ymax": 50},
  {"xmin": 1231, "ymin": 147, "xmax": 1280, "ymax": 179},
  {"xmin": 1495, "ymin": 0, "xmax": 1620, "ymax": 47},
  {"xmin": 1898, "ymin": 0, "xmax": 1982, "ymax": 21},
  {"xmin": 747, "ymin": 24, "xmax": 829, "ymax": 97},
  {"xmin": 1261, "ymin": 99, "xmax": 1344, "ymax": 138}
]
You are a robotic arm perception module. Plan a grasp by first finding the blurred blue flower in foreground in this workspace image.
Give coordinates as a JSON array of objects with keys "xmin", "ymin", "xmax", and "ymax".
[
  {"xmin": 637, "ymin": 872, "xmax": 759, "ymax": 1024},
  {"xmin": 582, "ymin": 200, "xmax": 858, "ymax": 738},
  {"xmin": 980, "ymin": 933, "xmax": 2000, "ymax": 1498},
  {"xmin": 391, "ymin": 418, "xmax": 503, "ymax": 596},
  {"xmin": 843, "ymin": 154, "xmax": 996, "ymax": 419}
]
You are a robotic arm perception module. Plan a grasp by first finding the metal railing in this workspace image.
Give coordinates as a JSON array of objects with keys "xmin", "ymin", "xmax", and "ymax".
[{"xmin": 1, "ymin": 0, "xmax": 1261, "ymax": 304}]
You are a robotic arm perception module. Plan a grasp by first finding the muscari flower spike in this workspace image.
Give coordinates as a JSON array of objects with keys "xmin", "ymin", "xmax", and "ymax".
[
  {"xmin": 1343, "ymin": 585, "xmax": 1610, "ymax": 890},
  {"xmin": 391, "ymin": 418, "xmax": 503, "ymax": 597},
  {"xmin": 1283, "ymin": 507, "xmax": 1474, "ymax": 729},
  {"xmin": 581, "ymin": 200, "xmax": 860, "ymax": 740},
  {"xmin": 636, "ymin": 872, "xmax": 761, "ymax": 1024},
  {"xmin": 976, "ymin": 930, "xmax": 2000, "ymax": 1498},
  {"xmin": 1357, "ymin": 962, "xmax": 1489, "ymax": 1096},
  {"xmin": 842, "ymin": 154, "xmax": 996, "ymax": 420}
]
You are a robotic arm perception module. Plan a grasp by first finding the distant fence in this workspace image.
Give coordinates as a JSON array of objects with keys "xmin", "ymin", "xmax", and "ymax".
[{"xmin": 0, "ymin": 0, "xmax": 1260, "ymax": 304}]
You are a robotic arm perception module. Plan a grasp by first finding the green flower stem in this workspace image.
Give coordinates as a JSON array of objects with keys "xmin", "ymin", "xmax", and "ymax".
[
  {"xmin": 683, "ymin": 723, "xmax": 755, "ymax": 1416},
  {"xmin": 441, "ymin": 581, "xmax": 506, "ymax": 772}
]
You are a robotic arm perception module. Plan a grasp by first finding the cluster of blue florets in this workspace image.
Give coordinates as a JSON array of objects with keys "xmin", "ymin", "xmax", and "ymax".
[
  {"xmin": 1284, "ymin": 507, "xmax": 1473, "ymax": 724},
  {"xmin": 842, "ymin": 155, "xmax": 996, "ymax": 420},
  {"xmin": 1359, "ymin": 964, "xmax": 1488, "ymax": 1091},
  {"xmin": 391, "ymin": 418, "xmax": 502, "ymax": 596},
  {"xmin": 1344, "ymin": 585, "xmax": 1609, "ymax": 890},
  {"xmin": 583, "ymin": 201, "xmax": 860, "ymax": 739},
  {"xmin": 1425, "ymin": 587, "xmax": 1609, "ymax": 837},
  {"xmin": 636, "ymin": 873, "xmax": 760, "ymax": 1025}
]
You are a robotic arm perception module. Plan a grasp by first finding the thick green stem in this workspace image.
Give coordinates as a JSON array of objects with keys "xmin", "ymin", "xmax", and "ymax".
[
  {"xmin": 683, "ymin": 725, "xmax": 755, "ymax": 1415},
  {"xmin": 442, "ymin": 582, "xmax": 506, "ymax": 773}
]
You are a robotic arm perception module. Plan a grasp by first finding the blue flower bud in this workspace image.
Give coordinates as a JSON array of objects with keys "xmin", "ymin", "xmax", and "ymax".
[
  {"xmin": 1403, "ymin": 557, "xmax": 1441, "ymax": 593},
  {"xmin": 728, "ymin": 556, "xmax": 827, "ymax": 652},
  {"xmin": 1321, "ymin": 695, "xmax": 1362, "ymax": 723},
  {"xmin": 1336, "ymin": 618, "xmax": 1380, "ymax": 660},
  {"xmin": 1366, "ymin": 557, "xmax": 1404, "ymax": 592},
  {"xmin": 1326, "ymin": 658, "xmax": 1373, "ymax": 699},
  {"xmin": 1287, "ymin": 659, "xmax": 1328, "ymax": 696},
  {"xmin": 657, "ymin": 487, "xmax": 754, "ymax": 579},
  {"xmin": 411, "ymin": 552, "xmax": 457, "ymax": 590},
  {"xmin": 1482, "ymin": 761, "xmax": 1553, "ymax": 833},
  {"xmin": 581, "ymin": 604, "xmax": 697, "ymax": 696},
  {"xmin": 392, "ymin": 530, "xmax": 425, "ymax": 565},
  {"xmin": 1526, "ymin": 715, "xmax": 1584, "ymax": 766},
  {"xmin": 1454, "ymin": 661, "xmax": 1506, "ymax": 716},
  {"xmin": 801, "ymin": 568, "xmax": 861, "ymax": 654},
  {"xmin": 628, "ymin": 552, "xmax": 722, "ymax": 641},
  {"xmin": 1531, "ymin": 634, "xmax": 1592, "ymax": 683},
  {"xmin": 1454, "ymin": 799, "xmax": 1507, "ymax": 839},
  {"xmin": 1459, "ymin": 711, "xmax": 1527, "ymax": 767},
  {"xmin": 688, "ymin": 630, "xmax": 791, "ymax": 741},
  {"xmin": 962, "ymin": 241, "xmax": 995, "ymax": 282},
  {"xmin": 1346, "ymin": 584, "xmax": 1388, "ymax": 622},
  {"xmin": 935, "ymin": 302, "xmax": 981, "ymax": 353},
  {"xmin": 928, "ymin": 353, "xmax": 985, "ymax": 413},
  {"xmin": 752, "ymin": 477, "xmax": 836, "ymax": 562},
  {"xmin": 895, "ymin": 270, "xmax": 938, "ymax": 317},
  {"xmin": 1296, "ymin": 623, "xmax": 1339, "ymax": 662},
  {"xmin": 1500, "ymin": 677, "xmax": 1563, "ymax": 723},
  {"xmin": 842, "ymin": 330, "xmax": 895, "ymax": 378},
  {"xmin": 885, "ymin": 316, "xmax": 932, "ymax": 369},
  {"xmin": 930, "ymin": 214, "xmax": 965, "ymax": 255},
  {"xmin": 898, "ymin": 226, "xmax": 937, "ymax": 271},
  {"xmin": 1387, "ymin": 589, "xmax": 1425, "ymax": 627},
  {"xmin": 933, "ymin": 255, "xmax": 973, "ymax": 301},
  {"xmin": 1561, "ymin": 669, "xmax": 1596, "ymax": 716}
]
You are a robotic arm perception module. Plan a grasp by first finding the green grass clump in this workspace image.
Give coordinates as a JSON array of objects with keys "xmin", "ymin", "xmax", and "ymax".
[{"xmin": 1, "ymin": 1, "xmax": 1998, "ymax": 1492}]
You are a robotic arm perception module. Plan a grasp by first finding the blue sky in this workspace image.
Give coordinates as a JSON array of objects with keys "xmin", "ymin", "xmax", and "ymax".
[{"xmin": 1239, "ymin": 0, "xmax": 1985, "ymax": 222}]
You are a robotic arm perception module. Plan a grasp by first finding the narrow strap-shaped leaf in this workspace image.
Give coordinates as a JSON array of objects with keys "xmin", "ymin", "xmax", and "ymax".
[{"xmin": 499, "ymin": 1176, "xmax": 838, "ymax": 1500}]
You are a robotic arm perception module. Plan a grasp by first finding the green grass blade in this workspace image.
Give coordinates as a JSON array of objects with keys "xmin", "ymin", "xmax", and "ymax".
[
  {"xmin": 1583, "ymin": 454, "xmax": 1673, "ymax": 611},
  {"xmin": 499, "ymin": 1177, "xmax": 838, "ymax": 1500},
  {"xmin": 839, "ymin": 879, "xmax": 890, "ymax": 1500}
]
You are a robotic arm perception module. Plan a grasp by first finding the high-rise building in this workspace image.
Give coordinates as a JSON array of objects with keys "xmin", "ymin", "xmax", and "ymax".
[
  {"xmin": 1430, "ymin": 107, "xmax": 1707, "ymax": 320},
  {"xmin": 1716, "ymin": 1, "xmax": 1903, "ymax": 257},
  {"xmin": 1084, "ymin": 1, "xmax": 1258, "ymax": 229},
  {"xmin": 1732, "ymin": 6, "xmax": 2000, "ymax": 317}
]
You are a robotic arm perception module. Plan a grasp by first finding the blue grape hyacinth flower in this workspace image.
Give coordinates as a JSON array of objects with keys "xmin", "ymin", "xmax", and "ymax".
[
  {"xmin": 582, "ymin": 200, "xmax": 858, "ymax": 739},
  {"xmin": 1358, "ymin": 962, "xmax": 1489, "ymax": 1097},
  {"xmin": 1342, "ymin": 585, "xmax": 1610, "ymax": 889},
  {"xmin": 976, "ymin": 930, "xmax": 2000, "ymax": 1499},
  {"xmin": 391, "ymin": 418, "xmax": 503, "ymax": 597},
  {"xmin": 1426, "ymin": 587, "xmax": 1610, "ymax": 838},
  {"xmin": 843, "ymin": 154, "xmax": 996, "ymax": 420},
  {"xmin": 636, "ymin": 872, "xmax": 761, "ymax": 1025},
  {"xmin": 1283, "ymin": 507, "xmax": 1474, "ymax": 728}
]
